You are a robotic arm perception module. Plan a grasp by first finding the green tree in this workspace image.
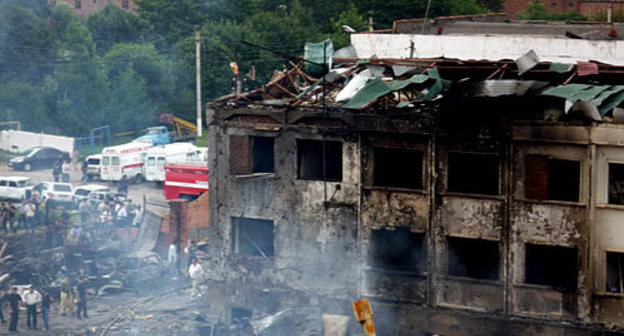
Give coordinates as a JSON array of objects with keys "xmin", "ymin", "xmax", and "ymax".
[
  {"xmin": 0, "ymin": 81, "xmax": 50, "ymax": 131},
  {"xmin": 136, "ymin": 0, "xmax": 206, "ymax": 44},
  {"xmin": 331, "ymin": 3, "xmax": 367, "ymax": 48},
  {"xmin": 0, "ymin": 4, "xmax": 54, "ymax": 82},
  {"xmin": 87, "ymin": 3, "xmax": 144, "ymax": 54},
  {"xmin": 102, "ymin": 70, "xmax": 157, "ymax": 131}
]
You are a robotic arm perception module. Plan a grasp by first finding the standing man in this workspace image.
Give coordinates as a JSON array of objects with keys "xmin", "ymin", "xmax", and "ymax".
[
  {"xmin": 24, "ymin": 200, "xmax": 36, "ymax": 233},
  {"xmin": 40, "ymin": 288, "xmax": 52, "ymax": 331},
  {"xmin": 168, "ymin": 242, "xmax": 178, "ymax": 277},
  {"xmin": 24, "ymin": 286, "xmax": 41, "ymax": 330},
  {"xmin": 118, "ymin": 176, "xmax": 129, "ymax": 196},
  {"xmin": 61, "ymin": 160, "xmax": 71, "ymax": 183},
  {"xmin": 59, "ymin": 275, "xmax": 74, "ymax": 315},
  {"xmin": 52, "ymin": 160, "xmax": 62, "ymax": 182},
  {"xmin": 76, "ymin": 277, "xmax": 88, "ymax": 319},
  {"xmin": 4, "ymin": 287, "xmax": 21, "ymax": 332},
  {"xmin": 79, "ymin": 199, "xmax": 90, "ymax": 225},
  {"xmin": 132, "ymin": 204, "xmax": 143, "ymax": 227},
  {"xmin": 185, "ymin": 240, "xmax": 198, "ymax": 271},
  {"xmin": 188, "ymin": 258, "xmax": 205, "ymax": 299}
]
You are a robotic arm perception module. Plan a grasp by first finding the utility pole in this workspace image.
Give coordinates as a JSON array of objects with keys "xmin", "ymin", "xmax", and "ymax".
[
  {"xmin": 422, "ymin": 0, "xmax": 433, "ymax": 34},
  {"xmin": 195, "ymin": 26, "xmax": 203, "ymax": 138}
]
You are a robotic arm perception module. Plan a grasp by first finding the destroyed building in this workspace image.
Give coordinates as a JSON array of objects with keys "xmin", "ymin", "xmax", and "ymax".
[{"xmin": 206, "ymin": 31, "xmax": 624, "ymax": 335}]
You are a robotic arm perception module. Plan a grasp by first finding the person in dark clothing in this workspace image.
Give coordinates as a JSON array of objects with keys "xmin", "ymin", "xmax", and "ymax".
[
  {"xmin": 4, "ymin": 287, "xmax": 21, "ymax": 332},
  {"xmin": 118, "ymin": 175, "xmax": 129, "ymax": 196},
  {"xmin": 52, "ymin": 160, "xmax": 62, "ymax": 182},
  {"xmin": 41, "ymin": 288, "xmax": 52, "ymax": 331},
  {"xmin": 76, "ymin": 278, "xmax": 88, "ymax": 319},
  {"xmin": 0, "ymin": 290, "xmax": 6, "ymax": 324},
  {"xmin": 185, "ymin": 241, "xmax": 198, "ymax": 270}
]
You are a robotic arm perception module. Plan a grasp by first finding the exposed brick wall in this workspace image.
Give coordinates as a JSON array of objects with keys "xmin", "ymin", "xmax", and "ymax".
[
  {"xmin": 49, "ymin": 0, "xmax": 136, "ymax": 17},
  {"xmin": 505, "ymin": 0, "xmax": 581, "ymax": 18},
  {"xmin": 580, "ymin": 2, "xmax": 624, "ymax": 18},
  {"xmin": 229, "ymin": 135, "xmax": 252, "ymax": 175},
  {"xmin": 525, "ymin": 154, "xmax": 549, "ymax": 200}
]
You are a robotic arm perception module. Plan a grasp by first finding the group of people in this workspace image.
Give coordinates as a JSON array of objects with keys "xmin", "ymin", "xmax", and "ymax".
[
  {"xmin": 52, "ymin": 159, "xmax": 72, "ymax": 183},
  {"xmin": 0, "ymin": 191, "xmax": 51, "ymax": 234},
  {"xmin": 168, "ymin": 241, "xmax": 205, "ymax": 299},
  {"xmin": 76, "ymin": 198, "xmax": 143, "ymax": 242},
  {"xmin": 0, "ymin": 285, "xmax": 54, "ymax": 332}
]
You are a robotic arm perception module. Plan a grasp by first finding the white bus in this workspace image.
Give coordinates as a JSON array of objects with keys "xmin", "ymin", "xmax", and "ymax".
[
  {"xmin": 144, "ymin": 142, "xmax": 201, "ymax": 182},
  {"xmin": 100, "ymin": 142, "xmax": 152, "ymax": 182}
]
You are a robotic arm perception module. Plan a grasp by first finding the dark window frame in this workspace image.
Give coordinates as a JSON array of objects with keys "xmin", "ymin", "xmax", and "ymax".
[
  {"xmin": 525, "ymin": 154, "xmax": 581, "ymax": 203},
  {"xmin": 75, "ymin": 0, "xmax": 81, "ymax": 9},
  {"xmin": 606, "ymin": 251, "xmax": 624, "ymax": 293},
  {"xmin": 372, "ymin": 146, "xmax": 424, "ymax": 190},
  {"xmin": 525, "ymin": 243, "xmax": 578, "ymax": 292},
  {"xmin": 369, "ymin": 228, "xmax": 426, "ymax": 273},
  {"xmin": 447, "ymin": 236, "xmax": 500, "ymax": 281},
  {"xmin": 297, "ymin": 139, "xmax": 342, "ymax": 182},
  {"xmin": 229, "ymin": 135, "xmax": 275, "ymax": 175},
  {"xmin": 447, "ymin": 151, "xmax": 500, "ymax": 196},
  {"xmin": 608, "ymin": 162, "xmax": 624, "ymax": 205},
  {"xmin": 231, "ymin": 217, "xmax": 275, "ymax": 257}
]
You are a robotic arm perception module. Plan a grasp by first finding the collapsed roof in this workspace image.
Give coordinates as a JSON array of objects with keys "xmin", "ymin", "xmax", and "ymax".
[{"xmin": 211, "ymin": 42, "xmax": 624, "ymax": 124}]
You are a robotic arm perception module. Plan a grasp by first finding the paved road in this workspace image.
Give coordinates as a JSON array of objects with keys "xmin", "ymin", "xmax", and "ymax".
[{"xmin": 0, "ymin": 162, "xmax": 165, "ymax": 206}]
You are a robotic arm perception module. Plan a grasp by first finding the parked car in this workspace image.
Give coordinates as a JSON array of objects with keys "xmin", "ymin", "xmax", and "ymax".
[
  {"xmin": 73, "ymin": 184, "xmax": 109, "ymax": 205},
  {"xmin": 35, "ymin": 182, "xmax": 74, "ymax": 206},
  {"xmin": 87, "ymin": 191, "xmax": 127, "ymax": 208},
  {"xmin": 8, "ymin": 147, "xmax": 70, "ymax": 171},
  {"xmin": 84, "ymin": 154, "xmax": 102, "ymax": 181},
  {"xmin": 0, "ymin": 177, "xmax": 33, "ymax": 202}
]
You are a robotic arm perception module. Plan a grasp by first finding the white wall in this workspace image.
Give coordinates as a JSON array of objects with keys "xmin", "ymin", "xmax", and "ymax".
[
  {"xmin": 351, "ymin": 33, "xmax": 624, "ymax": 65},
  {"xmin": 0, "ymin": 130, "xmax": 74, "ymax": 154}
]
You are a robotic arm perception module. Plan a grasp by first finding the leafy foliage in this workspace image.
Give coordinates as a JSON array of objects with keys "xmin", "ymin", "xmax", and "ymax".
[{"xmin": 0, "ymin": 0, "xmax": 496, "ymax": 136}]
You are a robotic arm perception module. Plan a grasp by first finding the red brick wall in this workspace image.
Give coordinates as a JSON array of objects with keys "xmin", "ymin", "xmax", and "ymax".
[
  {"xmin": 580, "ymin": 2, "xmax": 624, "ymax": 19},
  {"xmin": 49, "ymin": 0, "xmax": 137, "ymax": 17},
  {"xmin": 229, "ymin": 135, "xmax": 252, "ymax": 175},
  {"xmin": 505, "ymin": 0, "xmax": 581, "ymax": 18}
]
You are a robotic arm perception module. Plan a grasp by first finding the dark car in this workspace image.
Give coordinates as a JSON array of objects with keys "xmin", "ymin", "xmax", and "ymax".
[{"xmin": 7, "ymin": 147, "xmax": 70, "ymax": 171}]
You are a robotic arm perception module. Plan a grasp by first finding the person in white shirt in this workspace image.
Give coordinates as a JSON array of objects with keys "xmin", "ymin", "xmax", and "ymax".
[
  {"xmin": 132, "ymin": 205, "xmax": 143, "ymax": 227},
  {"xmin": 61, "ymin": 160, "xmax": 70, "ymax": 182},
  {"xmin": 168, "ymin": 242, "xmax": 179, "ymax": 276},
  {"xmin": 188, "ymin": 258, "xmax": 204, "ymax": 298},
  {"xmin": 116, "ymin": 205, "xmax": 128, "ymax": 227},
  {"xmin": 23, "ymin": 286, "xmax": 42, "ymax": 330},
  {"xmin": 24, "ymin": 200, "xmax": 36, "ymax": 233}
]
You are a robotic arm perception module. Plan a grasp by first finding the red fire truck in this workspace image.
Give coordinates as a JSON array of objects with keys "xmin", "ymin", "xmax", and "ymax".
[{"xmin": 163, "ymin": 163, "xmax": 209, "ymax": 200}]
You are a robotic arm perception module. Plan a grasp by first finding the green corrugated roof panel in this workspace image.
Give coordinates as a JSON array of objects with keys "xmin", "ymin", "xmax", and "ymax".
[
  {"xmin": 599, "ymin": 89, "xmax": 624, "ymax": 116},
  {"xmin": 342, "ymin": 78, "xmax": 393, "ymax": 109},
  {"xmin": 549, "ymin": 63, "xmax": 573, "ymax": 74},
  {"xmin": 541, "ymin": 84, "xmax": 592, "ymax": 100},
  {"xmin": 343, "ymin": 74, "xmax": 433, "ymax": 109}
]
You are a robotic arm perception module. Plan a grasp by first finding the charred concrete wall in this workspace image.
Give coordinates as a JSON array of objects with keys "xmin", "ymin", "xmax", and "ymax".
[
  {"xmin": 207, "ymin": 119, "xmax": 361, "ymax": 317},
  {"xmin": 208, "ymin": 106, "xmax": 624, "ymax": 335}
]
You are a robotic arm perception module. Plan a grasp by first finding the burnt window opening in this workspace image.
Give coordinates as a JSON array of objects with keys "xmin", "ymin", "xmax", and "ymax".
[
  {"xmin": 369, "ymin": 228, "xmax": 426, "ymax": 273},
  {"xmin": 447, "ymin": 237, "xmax": 500, "ymax": 280},
  {"xmin": 447, "ymin": 152, "xmax": 499, "ymax": 196},
  {"xmin": 231, "ymin": 307, "xmax": 253, "ymax": 320},
  {"xmin": 373, "ymin": 147, "xmax": 423, "ymax": 189},
  {"xmin": 525, "ymin": 155, "xmax": 580, "ymax": 202},
  {"xmin": 608, "ymin": 163, "xmax": 624, "ymax": 205},
  {"xmin": 297, "ymin": 139, "xmax": 342, "ymax": 181},
  {"xmin": 231, "ymin": 217, "xmax": 274, "ymax": 257},
  {"xmin": 229, "ymin": 135, "xmax": 275, "ymax": 175},
  {"xmin": 525, "ymin": 244, "xmax": 578, "ymax": 291},
  {"xmin": 75, "ymin": 0, "xmax": 81, "ymax": 9},
  {"xmin": 606, "ymin": 252, "xmax": 624, "ymax": 293}
]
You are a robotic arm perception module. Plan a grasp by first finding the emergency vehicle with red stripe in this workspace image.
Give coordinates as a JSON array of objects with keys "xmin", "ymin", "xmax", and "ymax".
[
  {"xmin": 100, "ymin": 142, "xmax": 152, "ymax": 182},
  {"xmin": 163, "ymin": 163, "xmax": 208, "ymax": 200}
]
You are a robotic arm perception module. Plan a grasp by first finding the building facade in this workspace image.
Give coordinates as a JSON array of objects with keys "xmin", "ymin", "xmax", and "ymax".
[
  {"xmin": 505, "ymin": 0, "xmax": 624, "ymax": 19},
  {"xmin": 49, "ymin": 0, "xmax": 137, "ymax": 17},
  {"xmin": 205, "ymin": 56, "xmax": 624, "ymax": 334}
]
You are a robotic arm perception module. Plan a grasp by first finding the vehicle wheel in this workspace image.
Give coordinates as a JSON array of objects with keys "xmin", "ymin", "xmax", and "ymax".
[
  {"xmin": 23, "ymin": 163, "xmax": 32, "ymax": 171},
  {"xmin": 133, "ymin": 174, "xmax": 144, "ymax": 184}
]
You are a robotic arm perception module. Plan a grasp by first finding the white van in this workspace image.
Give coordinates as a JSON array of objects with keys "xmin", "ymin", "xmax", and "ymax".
[
  {"xmin": 144, "ymin": 143, "xmax": 200, "ymax": 182},
  {"xmin": 85, "ymin": 154, "xmax": 102, "ymax": 181},
  {"xmin": 0, "ymin": 177, "xmax": 33, "ymax": 201},
  {"xmin": 100, "ymin": 142, "xmax": 152, "ymax": 182}
]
